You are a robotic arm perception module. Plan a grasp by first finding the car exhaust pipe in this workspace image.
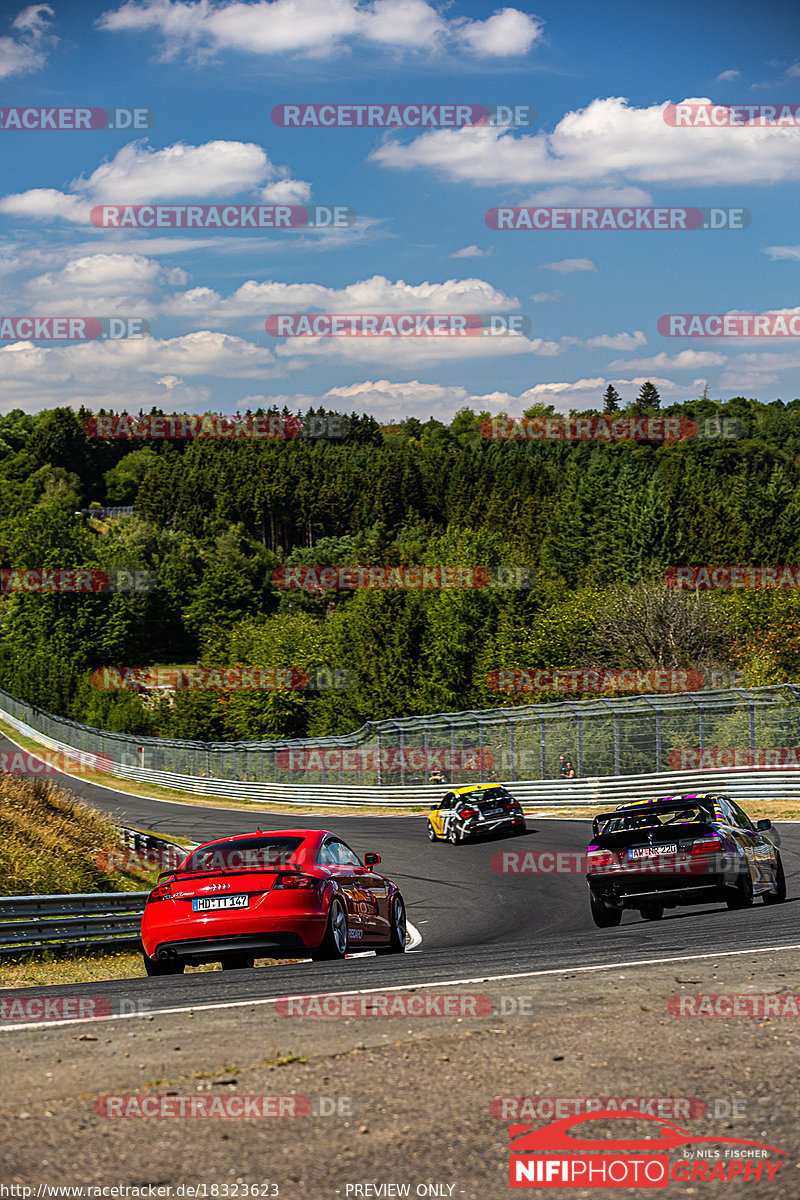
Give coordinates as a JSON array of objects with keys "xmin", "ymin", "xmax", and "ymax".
[{"xmin": 157, "ymin": 947, "xmax": 177, "ymax": 961}]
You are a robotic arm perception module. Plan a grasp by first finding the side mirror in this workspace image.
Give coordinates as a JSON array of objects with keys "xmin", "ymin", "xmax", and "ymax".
[
  {"xmin": 363, "ymin": 852, "xmax": 381, "ymax": 868},
  {"xmin": 756, "ymin": 819, "xmax": 772, "ymax": 831}
]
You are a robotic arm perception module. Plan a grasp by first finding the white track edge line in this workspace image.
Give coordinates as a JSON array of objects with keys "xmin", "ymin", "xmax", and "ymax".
[{"xmin": 2, "ymin": 939, "xmax": 798, "ymax": 1033}]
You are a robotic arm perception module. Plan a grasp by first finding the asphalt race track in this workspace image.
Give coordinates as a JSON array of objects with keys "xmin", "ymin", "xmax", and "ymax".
[{"xmin": 4, "ymin": 729, "xmax": 800, "ymax": 1019}]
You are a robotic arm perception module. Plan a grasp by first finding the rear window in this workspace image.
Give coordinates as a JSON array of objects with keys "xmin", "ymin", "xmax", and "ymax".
[
  {"xmin": 181, "ymin": 836, "xmax": 305, "ymax": 873},
  {"xmin": 598, "ymin": 806, "xmax": 709, "ymax": 835},
  {"xmin": 458, "ymin": 787, "xmax": 513, "ymax": 810}
]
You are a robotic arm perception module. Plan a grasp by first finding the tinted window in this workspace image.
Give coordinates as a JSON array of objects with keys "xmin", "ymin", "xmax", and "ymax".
[
  {"xmin": 728, "ymin": 800, "xmax": 757, "ymax": 831},
  {"xmin": 455, "ymin": 787, "xmax": 511, "ymax": 810},
  {"xmin": 182, "ymin": 836, "xmax": 303, "ymax": 872},
  {"xmin": 319, "ymin": 839, "xmax": 361, "ymax": 867}
]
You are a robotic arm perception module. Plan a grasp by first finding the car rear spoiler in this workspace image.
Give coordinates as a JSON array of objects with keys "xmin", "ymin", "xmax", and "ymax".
[
  {"xmin": 591, "ymin": 797, "xmax": 716, "ymax": 839},
  {"xmin": 155, "ymin": 862, "xmax": 305, "ymax": 883}
]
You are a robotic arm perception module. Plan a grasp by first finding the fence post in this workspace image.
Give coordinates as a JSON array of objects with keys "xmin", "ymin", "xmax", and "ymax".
[{"xmin": 540, "ymin": 717, "xmax": 546, "ymax": 780}]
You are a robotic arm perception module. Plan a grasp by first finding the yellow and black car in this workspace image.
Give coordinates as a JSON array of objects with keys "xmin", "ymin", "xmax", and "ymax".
[{"xmin": 426, "ymin": 783, "xmax": 526, "ymax": 844}]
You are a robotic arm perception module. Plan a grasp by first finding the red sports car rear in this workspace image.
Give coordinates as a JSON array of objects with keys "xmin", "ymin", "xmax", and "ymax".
[{"xmin": 140, "ymin": 829, "xmax": 407, "ymax": 974}]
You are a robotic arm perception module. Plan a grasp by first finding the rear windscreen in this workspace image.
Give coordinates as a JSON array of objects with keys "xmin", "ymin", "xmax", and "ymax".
[
  {"xmin": 181, "ymin": 836, "xmax": 305, "ymax": 872},
  {"xmin": 597, "ymin": 807, "xmax": 710, "ymax": 836},
  {"xmin": 458, "ymin": 787, "xmax": 512, "ymax": 810}
]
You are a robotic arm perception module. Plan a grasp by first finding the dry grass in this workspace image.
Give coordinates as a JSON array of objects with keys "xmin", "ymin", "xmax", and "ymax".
[
  {"xmin": 0, "ymin": 947, "xmax": 290, "ymax": 988},
  {"xmin": 0, "ymin": 774, "xmax": 159, "ymax": 896}
]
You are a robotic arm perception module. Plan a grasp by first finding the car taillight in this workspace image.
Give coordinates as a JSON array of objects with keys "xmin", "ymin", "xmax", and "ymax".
[
  {"xmin": 692, "ymin": 837, "xmax": 723, "ymax": 854},
  {"xmin": 460, "ymin": 807, "xmax": 479, "ymax": 819},
  {"xmin": 147, "ymin": 882, "xmax": 171, "ymax": 903},
  {"xmin": 587, "ymin": 849, "xmax": 615, "ymax": 869},
  {"xmin": 273, "ymin": 873, "xmax": 317, "ymax": 890}
]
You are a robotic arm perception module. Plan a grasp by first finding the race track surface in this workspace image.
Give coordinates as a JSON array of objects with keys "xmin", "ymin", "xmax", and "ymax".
[{"xmin": 4, "ymin": 730, "xmax": 800, "ymax": 1017}]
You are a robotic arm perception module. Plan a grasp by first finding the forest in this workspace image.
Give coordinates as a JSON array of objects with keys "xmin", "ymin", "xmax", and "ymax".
[{"xmin": 1, "ymin": 387, "xmax": 800, "ymax": 742}]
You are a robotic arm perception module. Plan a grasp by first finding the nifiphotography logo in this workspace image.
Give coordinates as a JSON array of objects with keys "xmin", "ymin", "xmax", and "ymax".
[{"xmin": 508, "ymin": 1111, "xmax": 784, "ymax": 1188}]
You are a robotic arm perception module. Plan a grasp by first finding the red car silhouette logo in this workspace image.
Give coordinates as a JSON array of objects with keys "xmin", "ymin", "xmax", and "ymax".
[{"xmin": 510, "ymin": 1110, "xmax": 784, "ymax": 1155}]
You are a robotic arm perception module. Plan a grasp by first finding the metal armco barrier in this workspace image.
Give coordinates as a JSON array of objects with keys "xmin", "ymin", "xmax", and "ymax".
[
  {"xmin": 0, "ymin": 892, "xmax": 147, "ymax": 957},
  {"xmin": 1, "ymin": 685, "xmax": 800, "ymax": 807}
]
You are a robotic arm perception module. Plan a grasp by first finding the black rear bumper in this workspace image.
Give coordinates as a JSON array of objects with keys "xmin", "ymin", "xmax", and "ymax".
[
  {"xmin": 587, "ymin": 871, "xmax": 728, "ymax": 909},
  {"xmin": 153, "ymin": 932, "xmax": 309, "ymax": 963}
]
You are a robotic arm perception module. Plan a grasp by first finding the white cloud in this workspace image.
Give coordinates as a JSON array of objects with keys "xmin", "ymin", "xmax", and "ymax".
[
  {"xmin": 764, "ymin": 245, "xmax": 800, "ymax": 261},
  {"xmin": 584, "ymin": 330, "xmax": 646, "ymax": 350},
  {"xmin": 521, "ymin": 184, "xmax": 652, "ymax": 206},
  {"xmin": 0, "ymin": 329, "xmax": 294, "ymax": 411},
  {"xmin": 457, "ymin": 7, "xmax": 542, "ymax": 56},
  {"xmin": 0, "ymin": 4, "xmax": 54, "ymax": 79},
  {"xmin": 98, "ymin": 0, "xmax": 543, "ymax": 60},
  {"xmin": 531, "ymin": 291, "xmax": 561, "ymax": 303},
  {"xmin": 370, "ymin": 95, "xmax": 800, "ymax": 187},
  {"xmin": 608, "ymin": 349, "xmax": 727, "ymax": 370},
  {"xmin": 271, "ymin": 331, "xmax": 560, "ymax": 368},
  {"xmin": 161, "ymin": 273, "xmax": 521, "ymax": 320},
  {"xmin": 0, "ymin": 189, "xmax": 90, "ymax": 224},
  {"xmin": 451, "ymin": 245, "xmax": 492, "ymax": 258},
  {"xmin": 715, "ymin": 69, "xmax": 740, "ymax": 82},
  {"xmin": 261, "ymin": 178, "xmax": 311, "ymax": 204},
  {"xmin": 0, "ymin": 139, "xmax": 308, "ymax": 223},
  {"xmin": 540, "ymin": 258, "xmax": 596, "ymax": 274},
  {"xmin": 21, "ymin": 253, "xmax": 185, "ymax": 315}
]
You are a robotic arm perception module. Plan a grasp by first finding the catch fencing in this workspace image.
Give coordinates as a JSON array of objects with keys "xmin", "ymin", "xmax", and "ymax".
[{"xmin": 1, "ymin": 683, "xmax": 800, "ymax": 801}]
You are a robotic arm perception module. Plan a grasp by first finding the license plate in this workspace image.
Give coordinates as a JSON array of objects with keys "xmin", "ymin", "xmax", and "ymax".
[
  {"xmin": 628, "ymin": 844, "xmax": 678, "ymax": 859},
  {"xmin": 483, "ymin": 808, "xmax": 502, "ymax": 816},
  {"xmin": 192, "ymin": 894, "xmax": 249, "ymax": 911}
]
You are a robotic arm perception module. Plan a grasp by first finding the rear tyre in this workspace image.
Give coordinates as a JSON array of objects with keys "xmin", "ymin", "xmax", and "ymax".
[
  {"xmin": 514, "ymin": 821, "xmax": 527, "ymax": 835},
  {"xmin": 726, "ymin": 865, "xmax": 754, "ymax": 909},
  {"xmin": 311, "ymin": 898, "xmax": 348, "ymax": 961},
  {"xmin": 446, "ymin": 823, "xmax": 461, "ymax": 844},
  {"xmin": 221, "ymin": 953, "xmax": 255, "ymax": 970},
  {"xmin": 426, "ymin": 820, "xmax": 439, "ymax": 842},
  {"xmin": 763, "ymin": 853, "xmax": 787, "ymax": 905},
  {"xmin": 143, "ymin": 954, "xmax": 185, "ymax": 976},
  {"xmin": 640, "ymin": 903, "xmax": 664, "ymax": 921},
  {"xmin": 376, "ymin": 895, "xmax": 407, "ymax": 955},
  {"xmin": 589, "ymin": 892, "xmax": 622, "ymax": 928}
]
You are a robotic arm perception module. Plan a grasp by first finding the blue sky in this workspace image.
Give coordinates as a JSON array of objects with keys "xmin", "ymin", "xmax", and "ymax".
[{"xmin": 0, "ymin": 0, "xmax": 798, "ymax": 421}]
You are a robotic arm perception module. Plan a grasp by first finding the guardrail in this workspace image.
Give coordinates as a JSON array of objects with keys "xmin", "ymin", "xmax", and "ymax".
[
  {"xmin": 3, "ymin": 694, "xmax": 800, "ymax": 809},
  {"xmin": 0, "ymin": 892, "xmax": 148, "ymax": 957},
  {"xmin": 0, "ymin": 829, "xmax": 193, "ymax": 958}
]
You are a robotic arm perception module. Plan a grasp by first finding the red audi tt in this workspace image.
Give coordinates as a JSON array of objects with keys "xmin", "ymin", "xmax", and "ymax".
[{"xmin": 141, "ymin": 828, "xmax": 407, "ymax": 975}]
